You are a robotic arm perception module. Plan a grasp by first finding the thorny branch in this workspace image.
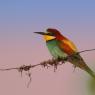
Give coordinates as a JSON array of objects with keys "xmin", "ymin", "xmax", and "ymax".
[{"xmin": 0, "ymin": 48, "xmax": 95, "ymax": 87}]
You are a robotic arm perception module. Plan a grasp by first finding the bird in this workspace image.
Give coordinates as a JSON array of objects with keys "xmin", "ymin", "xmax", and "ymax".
[{"xmin": 34, "ymin": 28, "xmax": 95, "ymax": 78}]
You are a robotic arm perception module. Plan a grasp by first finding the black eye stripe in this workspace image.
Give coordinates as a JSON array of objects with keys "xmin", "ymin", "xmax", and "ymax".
[{"xmin": 46, "ymin": 32, "xmax": 55, "ymax": 36}]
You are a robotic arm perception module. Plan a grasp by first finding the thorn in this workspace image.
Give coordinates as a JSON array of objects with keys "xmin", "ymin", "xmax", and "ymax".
[
  {"xmin": 20, "ymin": 70, "xmax": 23, "ymax": 77},
  {"xmin": 18, "ymin": 65, "xmax": 25, "ymax": 77},
  {"xmin": 53, "ymin": 61, "xmax": 58, "ymax": 72},
  {"xmin": 54, "ymin": 66, "xmax": 57, "ymax": 72},
  {"xmin": 26, "ymin": 71, "xmax": 32, "ymax": 88},
  {"xmin": 73, "ymin": 65, "xmax": 76, "ymax": 72}
]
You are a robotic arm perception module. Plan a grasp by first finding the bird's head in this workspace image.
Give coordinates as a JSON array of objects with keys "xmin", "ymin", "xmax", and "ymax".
[{"xmin": 34, "ymin": 28, "xmax": 66, "ymax": 41}]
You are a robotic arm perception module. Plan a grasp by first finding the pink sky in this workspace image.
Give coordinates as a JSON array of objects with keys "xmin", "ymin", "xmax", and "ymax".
[{"xmin": 0, "ymin": 23, "xmax": 95, "ymax": 95}]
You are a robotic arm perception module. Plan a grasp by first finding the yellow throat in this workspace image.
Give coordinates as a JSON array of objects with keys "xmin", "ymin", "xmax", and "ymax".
[{"xmin": 43, "ymin": 35, "xmax": 56, "ymax": 41}]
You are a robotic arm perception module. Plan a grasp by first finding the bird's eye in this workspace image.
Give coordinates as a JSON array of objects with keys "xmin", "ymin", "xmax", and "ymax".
[{"xmin": 46, "ymin": 32, "xmax": 55, "ymax": 36}]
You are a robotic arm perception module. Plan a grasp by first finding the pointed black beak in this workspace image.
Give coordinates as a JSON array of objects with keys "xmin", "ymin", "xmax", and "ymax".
[{"xmin": 34, "ymin": 32, "xmax": 46, "ymax": 35}]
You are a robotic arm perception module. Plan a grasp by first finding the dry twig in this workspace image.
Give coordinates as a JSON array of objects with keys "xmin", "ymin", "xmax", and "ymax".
[{"xmin": 0, "ymin": 48, "xmax": 95, "ymax": 87}]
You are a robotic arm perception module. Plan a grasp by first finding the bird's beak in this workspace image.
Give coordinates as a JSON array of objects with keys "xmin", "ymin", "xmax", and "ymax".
[{"xmin": 34, "ymin": 32, "xmax": 46, "ymax": 35}]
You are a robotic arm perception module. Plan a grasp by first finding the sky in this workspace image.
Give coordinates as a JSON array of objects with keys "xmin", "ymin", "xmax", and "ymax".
[{"xmin": 0, "ymin": 0, "xmax": 95, "ymax": 95}]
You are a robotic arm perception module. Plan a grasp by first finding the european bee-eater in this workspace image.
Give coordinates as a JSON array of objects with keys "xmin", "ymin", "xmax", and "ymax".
[{"xmin": 34, "ymin": 28, "xmax": 95, "ymax": 78}]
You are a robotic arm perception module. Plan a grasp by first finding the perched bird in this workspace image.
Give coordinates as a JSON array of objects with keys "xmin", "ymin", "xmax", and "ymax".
[{"xmin": 34, "ymin": 28, "xmax": 95, "ymax": 78}]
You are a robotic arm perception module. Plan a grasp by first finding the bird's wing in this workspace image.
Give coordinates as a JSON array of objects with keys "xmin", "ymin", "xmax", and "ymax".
[
  {"xmin": 59, "ymin": 39, "xmax": 95, "ymax": 78},
  {"xmin": 59, "ymin": 39, "xmax": 78, "ymax": 55}
]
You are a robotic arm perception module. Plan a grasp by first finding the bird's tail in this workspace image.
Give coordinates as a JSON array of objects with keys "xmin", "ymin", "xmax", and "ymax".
[
  {"xmin": 68, "ymin": 54, "xmax": 95, "ymax": 79},
  {"xmin": 83, "ymin": 64, "xmax": 95, "ymax": 78},
  {"xmin": 68, "ymin": 53, "xmax": 95, "ymax": 95}
]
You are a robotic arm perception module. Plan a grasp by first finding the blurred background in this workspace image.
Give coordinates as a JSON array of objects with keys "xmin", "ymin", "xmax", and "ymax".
[{"xmin": 0, "ymin": 0, "xmax": 95, "ymax": 95}]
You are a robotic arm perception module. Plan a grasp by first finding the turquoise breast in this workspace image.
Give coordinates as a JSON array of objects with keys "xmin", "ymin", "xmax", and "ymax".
[{"xmin": 46, "ymin": 40, "xmax": 67, "ymax": 59}]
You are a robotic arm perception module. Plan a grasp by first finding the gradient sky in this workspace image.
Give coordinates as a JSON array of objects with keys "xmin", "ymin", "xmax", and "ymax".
[{"xmin": 0, "ymin": 0, "xmax": 95, "ymax": 95}]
